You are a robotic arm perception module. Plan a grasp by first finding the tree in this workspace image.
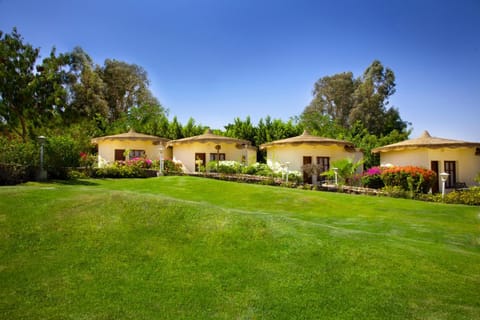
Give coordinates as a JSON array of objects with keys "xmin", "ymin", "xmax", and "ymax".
[
  {"xmin": 303, "ymin": 72, "xmax": 357, "ymax": 128},
  {"xmin": 0, "ymin": 28, "xmax": 72, "ymax": 141},
  {"xmin": 182, "ymin": 117, "xmax": 205, "ymax": 138},
  {"xmin": 167, "ymin": 116, "xmax": 183, "ymax": 140},
  {"xmin": 100, "ymin": 59, "xmax": 162, "ymax": 123},
  {"xmin": 224, "ymin": 116, "xmax": 256, "ymax": 143},
  {"xmin": 65, "ymin": 47, "xmax": 108, "ymax": 122},
  {"xmin": 301, "ymin": 60, "xmax": 409, "ymax": 137}
]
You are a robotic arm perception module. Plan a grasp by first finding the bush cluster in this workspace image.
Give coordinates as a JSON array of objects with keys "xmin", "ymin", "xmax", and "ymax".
[
  {"xmin": 418, "ymin": 187, "xmax": 480, "ymax": 206},
  {"xmin": 362, "ymin": 165, "xmax": 436, "ymax": 194},
  {"xmin": 204, "ymin": 161, "xmax": 302, "ymax": 184}
]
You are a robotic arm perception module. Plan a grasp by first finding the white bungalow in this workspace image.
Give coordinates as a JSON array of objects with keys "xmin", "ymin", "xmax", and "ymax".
[
  {"xmin": 260, "ymin": 130, "xmax": 363, "ymax": 183},
  {"xmin": 167, "ymin": 129, "xmax": 257, "ymax": 173},
  {"xmin": 91, "ymin": 129, "xmax": 170, "ymax": 167},
  {"xmin": 372, "ymin": 130, "xmax": 480, "ymax": 191}
]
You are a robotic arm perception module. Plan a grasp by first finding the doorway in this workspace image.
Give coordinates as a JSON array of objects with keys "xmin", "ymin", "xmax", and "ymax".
[
  {"xmin": 194, "ymin": 153, "xmax": 206, "ymax": 172},
  {"xmin": 430, "ymin": 161, "xmax": 439, "ymax": 193},
  {"xmin": 303, "ymin": 156, "xmax": 312, "ymax": 184}
]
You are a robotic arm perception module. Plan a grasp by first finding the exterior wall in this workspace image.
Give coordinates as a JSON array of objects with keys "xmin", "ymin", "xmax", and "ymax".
[
  {"xmin": 379, "ymin": 147, "xmax": 480, "ymax": 187},
  {"xmin": 265, "ymin": 144, "xmax": 363, "ymax": 173},
  {"xmin": 97, "ymin": 140, "xmax": 171, "ymax": 167},
  {"xmin": 172, "ymin": 141, "xmax": 256, "ymax": 173}
]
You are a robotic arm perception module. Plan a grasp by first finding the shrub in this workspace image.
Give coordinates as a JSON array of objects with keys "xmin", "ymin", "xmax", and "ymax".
[
  {"xmin": 381, "ymin": 166, "xmax": 436, "ymax": 194},
  {"xmin": 163, "ymin": 160, "xmax": 183, "ymax": 175},
  {"xmin": 45, "ymin": 135, "xmax": 82, "ymax": 179},
  {"xmin": 0, "ymin": 137, "xmax": 38, "ymax": 184},
  {"xmin": 418, "ymin": 188, "xmax": 480, "ymax": 206},
  {"xmin": 361, "ymin": 166, "xmax": 385, "ymax": 189},
  {"xmin": 92, "ymin": 161, "xmax": 147, "ymax": 178},
  {"xmin": 381, "ymin": 186, "xmax": 409, "ymax": 198},
  {"xmin": 207, "ymin": 160, "xmax": 242, "ymax": 174}
]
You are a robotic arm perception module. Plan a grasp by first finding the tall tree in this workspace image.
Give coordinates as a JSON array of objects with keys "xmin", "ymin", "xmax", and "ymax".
[
  {"xmin": 0, "ymin": 28, "xmax": 71, "ymax": 141},
  {"xmin": 224, "ymin": 116, "xmax": 256, "ymax": 143},
  {"xmin": 303, "ymin": 72, "xmax": 357, "ymax": 128},
  {"xmin": 100, "ymin": 59, "xmax": 162, "ymax": 123},
  {"xmin": 301, "ymin": 60, "xmax": 408, "ymax": 137},
  {"xmin": 349, "ymin": 60, "xmax": 405, "ymax": 136},
  {"xmin": 65, "ymin": 47, "xmax": 108, "ymax": 122}
]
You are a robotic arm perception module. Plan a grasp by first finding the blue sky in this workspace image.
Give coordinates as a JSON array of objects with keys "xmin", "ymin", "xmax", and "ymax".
[{"xmin": 1, "ymin": 0, "xmax": 479, "ymax": 141}]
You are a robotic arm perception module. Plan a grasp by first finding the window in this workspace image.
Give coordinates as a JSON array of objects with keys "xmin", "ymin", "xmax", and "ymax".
[
  {"xmin": 210, "ymin": 153, "xmax": 226, "ymax": 161},
  {"xmin": 444, "ymin": 161, "xmax": 456, "ymax": 188},
  {"xmin": 316, "ymin": 157, "xmax": 330, "ymax": 173},
  {"xmin": 129, "ymin": 150, "xmax": 145, "ymax": 159}
]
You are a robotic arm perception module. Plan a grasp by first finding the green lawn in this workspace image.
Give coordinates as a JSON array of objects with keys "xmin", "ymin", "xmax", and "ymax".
[{"xmin": 1, "ymin": 176, "xmax": 479, "ymax": 319}]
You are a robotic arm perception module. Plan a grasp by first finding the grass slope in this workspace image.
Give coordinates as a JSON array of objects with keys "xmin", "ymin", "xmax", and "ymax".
[{"xmin": 0, "ymin": 176, "xmax": 479, "ymax": 319}]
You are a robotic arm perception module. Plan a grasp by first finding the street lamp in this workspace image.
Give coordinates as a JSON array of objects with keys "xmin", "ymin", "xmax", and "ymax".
[
  {"xmin": 215, "ymin": 144, "xmax": 221, "ymax": 171},
  {"xmin": 333, "ymin": 167, "xmax": 338, "ymax": 186},
  {"xmin": 285, "ymin": 161, "xmax": 290, "ymax": 183},
  {"xmin": 37, "ymin": 136, "xmax": 47, "ymax": 181},
  {"xmin": 440, "ymin": 172, "xmax": 449, "ymax": 200},
  {"xmin": 158, "ymin": 145, "xmax": 164, "ymax": 176}
]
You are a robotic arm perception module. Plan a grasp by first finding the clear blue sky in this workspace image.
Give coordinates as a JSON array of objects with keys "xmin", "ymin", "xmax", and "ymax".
[{"xmin": 1, "ymin": 0, "xmax": 479, "ymax": 141}]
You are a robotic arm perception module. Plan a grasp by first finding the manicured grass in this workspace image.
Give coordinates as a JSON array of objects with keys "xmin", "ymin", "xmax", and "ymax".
[{"xmin": 1, "ymin": 176, "xmax": 479, "ymax": 319}]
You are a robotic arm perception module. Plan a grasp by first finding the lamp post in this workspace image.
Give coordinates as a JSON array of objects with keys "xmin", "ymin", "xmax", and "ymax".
[
  {"xmin": 440, "ymin": 172, "xmax": 449, "ymax": 200},
  {"xmin": 333, "ymin": 167, "xmax": 338, "ymax": 186},
  {"xmin": 158, "ymin": 145, "xmax": 164, "ymax": 176},
  {"xmin": 37, "ymin": 136, "xmax": 47, "ymax": 181},
  {"xmin": 285, "ymin": 162, "xmax": 290, "ymax": 183},
  {"xmin": 215, "ymin": 144, "xmax": 221, "ymax": 171}
]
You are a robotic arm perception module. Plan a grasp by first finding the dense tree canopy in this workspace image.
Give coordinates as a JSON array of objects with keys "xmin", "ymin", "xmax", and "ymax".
[{"xmin": 301, "ymin": 60, "xmax": 409, "ymax": 137}]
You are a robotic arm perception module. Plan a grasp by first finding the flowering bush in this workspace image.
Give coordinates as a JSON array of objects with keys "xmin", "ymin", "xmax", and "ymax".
[
  {"xmin": 361, "ymin": 166, "xmax": 384, "ymax": 189},
  {"xmin": 207, "ymin": 160, "xmax": 242, "ymax": 174},
  {"xmin": 381, "ymin": 166, "xmax": 436, "ymax": 194}
]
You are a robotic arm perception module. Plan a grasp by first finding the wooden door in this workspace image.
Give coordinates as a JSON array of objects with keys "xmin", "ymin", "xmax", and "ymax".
[
  {"xmin": 303, "ymin": 156, "xmax": 312, "ymax": 184},
  {"xmin": 115, "ymin": 149, "xmax": 126, "ymax": 161},
  {"xmin": 444, "ymin": 161, "xmax": 456, "ymax": 188},
  {"xmin": 430, "ymin": 161, "xmax": 439, "ymax": 193}
]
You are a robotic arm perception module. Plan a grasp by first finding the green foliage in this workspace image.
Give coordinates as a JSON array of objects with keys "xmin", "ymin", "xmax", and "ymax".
[
  {"xmin": 163, "ymin": 159, "xmax": 183, "ymax": 175},
  {"xmin": 44, "ymin": 135, "xmax": 82, "ymax": 179},
  {"xmin": 361, "ymin": 167, "xmax": 384, "ymax": 189},
  {"xmin": 302, "ymin": 60, "xmax": 408, "ymax": 137},
  {"xmin": 322, "ymin": 158, "xmax": 363, "ymax": 186},
  {"xmin": 419, "ymin": 188, "xmax": 480, "ymax": 206},
  {"xmin": 381, "ymin": 186, "xmax": 409, "ymax": 198},
  {"xmin": 92, "ymin": 162, "xmax": 147, "ymax": 178},
  {"xmin": 381, "ymin": 166, "xmax": 436, "ymax": 194}
]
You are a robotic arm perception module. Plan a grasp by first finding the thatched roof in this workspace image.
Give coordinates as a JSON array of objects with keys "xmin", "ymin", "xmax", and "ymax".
[
  {"xmin": 259, "ymin": 130, "xmax": 356, "ymax": 150},
  {"xmin": 167, "ymin": 129, "xmax": 253, "ymax": 148},
  {"xmin": 91, "ymin": 129, "xmax": 169, "ymax": 145},
  {"xmin": 372, "ymin": 131, "xmax": 480, "ymax": 153}
]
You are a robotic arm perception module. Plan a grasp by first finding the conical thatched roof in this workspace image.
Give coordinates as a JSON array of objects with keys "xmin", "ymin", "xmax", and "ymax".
[
  {"xmin": 167, "ymin": 129, "xmax": 252, "ymax": 147},
  {"xmin": 91, "ymin": 129, "xmax": 169, "ymax": 145},
  {"xmin": 259, "ymin": 130, "xmax": 356, "ymax": 150},
  {"xmin": 372, "ymin": 131, "xmax": 480, "ymax": 153}
]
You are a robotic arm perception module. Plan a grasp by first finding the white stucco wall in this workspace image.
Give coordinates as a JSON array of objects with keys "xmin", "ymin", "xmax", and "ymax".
[
  {"xmin": 172, "ymin": 141, "xmax": 256, "ymax": 173},
  {"xmin": 379, "ymin": 147, "xmax": 480, "ymax": 187},
  {"xmin": 265, "ymin": 144, "xmax": 363, "ymax": 173},
  {"xmin": 97, "ymin": 140, "xmax": 171, "ymax": 167}
]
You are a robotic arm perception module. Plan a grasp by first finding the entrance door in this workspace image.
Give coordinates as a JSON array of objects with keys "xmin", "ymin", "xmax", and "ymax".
[
  {"xmin": 115, "ymin": 149, "xmax": 126, "ymax": 161},
  {"xmin": 430, "ymin": 161, "xmax": 439, "ymax": 193},
  {"xmin": 303, "ymin": 156, "xmax": 312, "ymax": 184},
  {"xmin": 195, "ymin": 153, "xmax": 206, "ymax": 172},
  {"xmin": 444, "ymin": 161, "xmax": 456, "ymax": 188}
]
